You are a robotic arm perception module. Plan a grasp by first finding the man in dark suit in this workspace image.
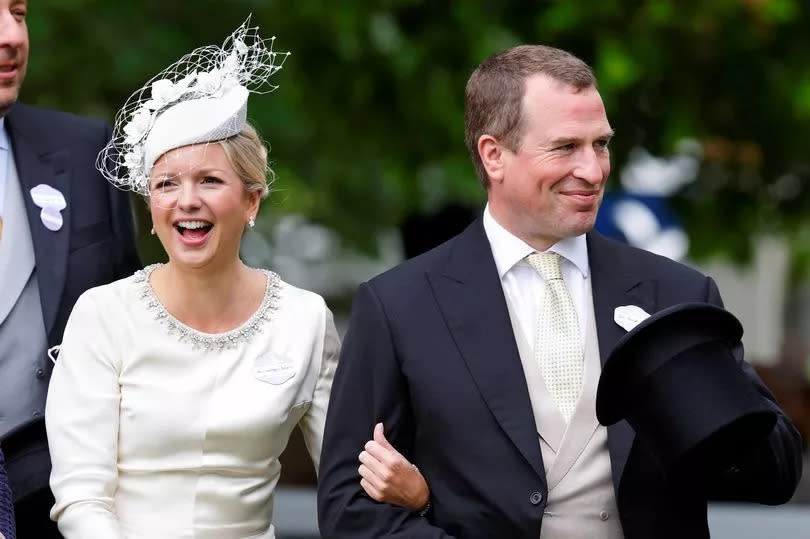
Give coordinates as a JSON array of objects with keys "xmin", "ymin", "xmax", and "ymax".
[
  {"xmin": 0, "ymin": 2, "xmax": 140, "ymax": 537},
  {"xmin": 317, "ymin": 45, "xmax": 803, "ymax": 538}
]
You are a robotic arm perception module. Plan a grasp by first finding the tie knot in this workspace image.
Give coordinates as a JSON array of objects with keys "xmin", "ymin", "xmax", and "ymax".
[{"xmin": 526, "ymin": 251, "xmax": 563, "ymax": 281}]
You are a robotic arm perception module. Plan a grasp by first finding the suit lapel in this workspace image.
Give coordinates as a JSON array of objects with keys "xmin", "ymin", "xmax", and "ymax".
[
  {"xmin": 428, "ymin": 219, "xmax": 546, "ymax": 483},
  {"xmin": 7, "ymin": 108, "xmax": 72, "ymax": 339},
  {"xmin": 588, "ymin": 232, "xmax": 657, "ymax": 491}
]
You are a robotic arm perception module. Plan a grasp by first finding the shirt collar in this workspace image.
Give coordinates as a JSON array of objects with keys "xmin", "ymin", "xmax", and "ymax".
[
  {"xmin": 482, "ymin": 203, "xmax": 589, "ymax": 279},
  {"xmin": 0, "ymin": 117, "xmax": 8, "ymax": 150}
]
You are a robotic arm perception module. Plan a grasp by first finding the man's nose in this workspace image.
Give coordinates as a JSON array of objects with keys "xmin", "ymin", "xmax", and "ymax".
[
  {"xmin": 573, "ymin": 148, "xmax": 607, "ymax": 185},
  {"xmin": 0, "ymin": 15, "xmax": 26, "ymax": 49}
]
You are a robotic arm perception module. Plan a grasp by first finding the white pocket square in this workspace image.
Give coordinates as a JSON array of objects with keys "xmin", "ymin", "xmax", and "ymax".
[
  {"xmin": 614, "ymin": 305, "xmax": 651, "ymax": 332},
  {"xmin": 30, "ymin": 184, "xmax": 67, "ymax": 231}
]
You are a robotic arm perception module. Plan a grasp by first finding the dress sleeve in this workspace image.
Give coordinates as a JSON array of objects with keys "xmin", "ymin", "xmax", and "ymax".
[
  {"xmin": 45, "ymin": 291, "xmax": 124, "ymax": 539},
  {"xmin": 298, "ymin": 302, "xmax": 340, "ymax": 475}
]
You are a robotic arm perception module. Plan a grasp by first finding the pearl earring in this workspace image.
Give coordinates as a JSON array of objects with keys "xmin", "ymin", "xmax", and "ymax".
[
  {"xmin": 150, "ymin": 227, "xmax": 155, "ymax": 235},
  {"xmin": 248, "ymin": 216, "xmax": 255, "ymax": 228}
]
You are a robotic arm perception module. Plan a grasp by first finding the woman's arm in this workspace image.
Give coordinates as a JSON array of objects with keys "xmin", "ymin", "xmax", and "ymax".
[
  {"xmin": 297, "ymin": 298, "xmax": 432, "ymax": 516},
  {"xmin": 298, "ymin": 303, "xmax": 341, "ymax": 474},
  {"xmin": 45, "ymin": 292, "xmax": 124, "ymax": 539},
  {"xmin": 317, "ymin": 283, "xmax": 455, "ymax": 538}
]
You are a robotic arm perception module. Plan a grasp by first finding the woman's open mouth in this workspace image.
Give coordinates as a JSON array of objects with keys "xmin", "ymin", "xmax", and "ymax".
[{"xmin": 174, "ymin": 220, "xmax": 213, "ymax": 246}]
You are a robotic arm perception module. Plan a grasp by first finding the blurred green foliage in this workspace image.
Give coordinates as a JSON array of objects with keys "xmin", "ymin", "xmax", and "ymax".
[{"xmin": 22, "ymin": 0, "xmax": 810, "ymax": 277}]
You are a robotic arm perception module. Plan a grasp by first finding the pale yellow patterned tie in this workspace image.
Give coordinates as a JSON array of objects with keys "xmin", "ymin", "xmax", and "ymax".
[{"xmin": 526, "ymin": 252, "xmax": 583, "ymax": 422}]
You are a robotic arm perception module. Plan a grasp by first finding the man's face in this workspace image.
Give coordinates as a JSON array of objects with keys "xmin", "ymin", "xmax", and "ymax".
[
  {"xmin": 0, "ymin": 0, "xmax": 28, "ymax": 115},
  {"xmin": 487, "ymin": 74, "xmax": 613, "ymax": 251}
]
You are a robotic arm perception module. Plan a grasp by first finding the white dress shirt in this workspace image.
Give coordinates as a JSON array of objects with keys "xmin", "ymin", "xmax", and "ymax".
[{"xmin": 482, "ymin": 204, "xmax": 590, "ymax": 357}]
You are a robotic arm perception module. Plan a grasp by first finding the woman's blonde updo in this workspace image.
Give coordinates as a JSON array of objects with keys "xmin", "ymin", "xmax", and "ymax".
[{"xmin": 218, "ymin": 122, "xmax": 273, "ymax": 199}]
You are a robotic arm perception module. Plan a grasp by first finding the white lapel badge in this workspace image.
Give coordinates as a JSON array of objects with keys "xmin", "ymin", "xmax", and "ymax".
[
  {"xmin": 614, "ymin": 305, "xmax": 651, "ymax": 332},
  {"xmin": 30, "ymin": 184, "xmax": 66, "ymax": 232}
]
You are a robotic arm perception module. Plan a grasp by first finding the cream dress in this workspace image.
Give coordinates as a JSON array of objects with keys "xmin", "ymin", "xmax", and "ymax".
[{"xmin": 45, "ymin": 265, "xmax": 339, "ymax": 539}]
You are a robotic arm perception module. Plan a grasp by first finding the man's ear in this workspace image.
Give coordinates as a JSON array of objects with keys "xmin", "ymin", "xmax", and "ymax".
[{"xmin": 478, "ymin": 134, "xmax": 506, "ymax": 184}]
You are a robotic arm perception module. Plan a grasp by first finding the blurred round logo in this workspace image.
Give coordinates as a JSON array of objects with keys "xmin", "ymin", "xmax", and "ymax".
[
  {"xmin": 594, "ymin": 144, "xmax": 700, "ymax": 261},
  {"xmin": 595, "ymin": 193, "xmax": 688, "ymax": 261}
]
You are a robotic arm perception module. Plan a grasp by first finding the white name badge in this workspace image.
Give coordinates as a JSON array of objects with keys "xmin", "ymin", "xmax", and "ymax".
[
  {"xmin": 614, "ymin": 305, "xmax": 651, "ymax": 332},
  {"xmin": 254, "ymin": 353, "xmax": 296, "ymax": 385}
]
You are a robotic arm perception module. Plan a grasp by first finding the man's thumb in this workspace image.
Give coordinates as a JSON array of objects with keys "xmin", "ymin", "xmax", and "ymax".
[{"xmin": 374, "ymin": 422, "xmax": 393, "ymax": 449}]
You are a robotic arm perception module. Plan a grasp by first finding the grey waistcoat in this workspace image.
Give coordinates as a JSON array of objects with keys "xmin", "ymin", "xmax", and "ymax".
[
  {"xmin": 0, "ymin": 151, "xmax": 49, "ymax": 441},
  {"xmin": 506, "ymin": 273, "xmax": 624, "ymax": 538}
]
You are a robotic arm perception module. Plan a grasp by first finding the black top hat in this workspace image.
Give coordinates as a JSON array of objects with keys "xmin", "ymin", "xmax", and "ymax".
[{"xmin": 596, "ymin": 303, "xmax": 776, "ymax": 472}]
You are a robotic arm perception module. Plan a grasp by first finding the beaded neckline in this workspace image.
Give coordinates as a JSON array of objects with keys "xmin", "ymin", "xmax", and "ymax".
[{"xmin": 134, "ymin": 263, "xmax": 282, "ymax": 352}]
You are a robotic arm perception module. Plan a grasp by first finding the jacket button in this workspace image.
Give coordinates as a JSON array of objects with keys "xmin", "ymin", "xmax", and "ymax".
[
  {"xmin": 32, "ymin": 411, "xmax": 41, "ymax": 417},
  {"xmin": 600, "ymin": 510, "xmax": 610, "ymax": 521},
  {"xmin": 36, "ymin": 368, "xmax": 46, "ymax": 379},
  {"xmin": 529, "ymin": 491, "xmax": 543, "ymax": 505}
]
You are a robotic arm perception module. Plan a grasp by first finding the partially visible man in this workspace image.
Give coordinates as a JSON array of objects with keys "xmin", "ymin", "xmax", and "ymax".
[
  {"xmin": 0, "ymin": 1, "xmax": 140, "ymax": 537},
  {"xmin": 317, "ymin": 44, "xmax": 803, "ymax": 538}
]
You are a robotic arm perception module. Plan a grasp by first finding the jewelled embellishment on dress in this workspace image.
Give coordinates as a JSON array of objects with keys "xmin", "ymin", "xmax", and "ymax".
[{"xmin": 134, "ymin": 263, "xmax": 281, "ymax": 352}]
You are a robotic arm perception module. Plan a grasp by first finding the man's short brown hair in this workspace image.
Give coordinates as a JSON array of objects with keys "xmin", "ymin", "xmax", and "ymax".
[{"xmin": 464, "ymin": 45, "xmax": 596, "ymax": 187}]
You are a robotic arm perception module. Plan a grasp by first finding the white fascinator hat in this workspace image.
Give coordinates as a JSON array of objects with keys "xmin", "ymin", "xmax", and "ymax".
[{"xmin": 97, "ymin": 17, "xmax": 290, "ymax": 195}]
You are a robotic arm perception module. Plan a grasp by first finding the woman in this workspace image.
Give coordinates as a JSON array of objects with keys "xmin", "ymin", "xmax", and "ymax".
[{"xmin": 45, "ymin": 21, "xmax": 426, "ymax": 538}]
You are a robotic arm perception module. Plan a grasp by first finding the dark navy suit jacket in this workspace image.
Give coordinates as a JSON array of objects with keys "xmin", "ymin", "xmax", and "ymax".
[
  {"xmin": 317, "ymin": 218, "xmax": 802, "ymax": 539},
  {"xmin": 1, "ymin": 103, "xmax": 140, "ymax": 501},
  {"xmin": 0, "ymin": 447, "xmax": 13, "ymax": 538}
]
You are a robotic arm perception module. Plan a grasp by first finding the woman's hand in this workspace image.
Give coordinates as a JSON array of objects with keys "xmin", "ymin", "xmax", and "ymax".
[{"xmin": 358, "ymin": 423, "xmax": 430, "ymax": 513}]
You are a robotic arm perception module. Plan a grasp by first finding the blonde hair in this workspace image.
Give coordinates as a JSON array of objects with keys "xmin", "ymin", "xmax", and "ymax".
[{"xmin": 218, "ymin": 122, "xmax": 273, "ymax": 199}]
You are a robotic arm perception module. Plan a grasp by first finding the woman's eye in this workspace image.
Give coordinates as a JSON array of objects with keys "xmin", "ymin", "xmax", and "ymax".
[
  {"xmin": 152, "ymin": 178, "xmax": 178, "ymax": 190},
  {"xmin": 202, "ymin": 176, "xmax": 223, "ymax": 184}
]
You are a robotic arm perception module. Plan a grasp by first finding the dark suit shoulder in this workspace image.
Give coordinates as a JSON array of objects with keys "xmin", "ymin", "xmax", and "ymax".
[
  {"xmin": 7, "ymin": 102, "xmax": 109, "ymax": 146},
  {"xmin": 368, "ymin": 229, "xmax": 461, "ymax": 289},
  {"xmin": 588, "ymin": 232, "xmax": 711, "ymax": 284}
]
